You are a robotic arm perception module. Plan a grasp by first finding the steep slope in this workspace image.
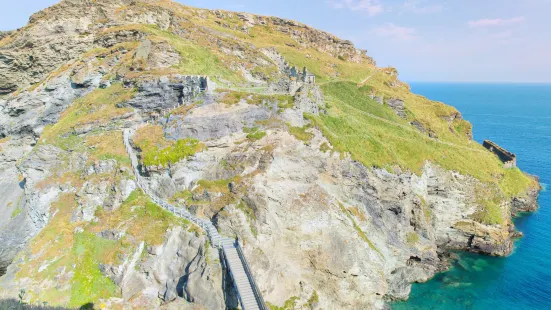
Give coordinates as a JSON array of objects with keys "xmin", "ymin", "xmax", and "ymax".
[{"xmin": 0, "ymin": 0, "xmax": 540, "ymax": 309}]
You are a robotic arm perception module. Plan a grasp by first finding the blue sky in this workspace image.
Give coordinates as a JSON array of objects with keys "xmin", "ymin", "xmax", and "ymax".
[{"xmin": 2, "ymin": 0, "xmax": 551, "ymax": 83}]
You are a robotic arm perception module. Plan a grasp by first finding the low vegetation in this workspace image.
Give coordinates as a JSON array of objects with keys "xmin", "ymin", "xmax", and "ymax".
[
  {"xmin": 307, "ymin": 290, "xmax": 320, "ymax": 308},
  {"xmin": 69, "ymin": 232, "xmax": 120, "ymax": 307},
  {"xmin": 14, "ymin": 187, "xmax": 191, "ymax": 306},
  {"xmin": 133, "ymin": 124, "xmax": 204, "ymax": 167},
  {"xmin": 338, "ymin": 203, "xmax": 381, "ymax": 256},
  {"xmin": 85, "ymin": 130, "xmax": 131, "ymax": 165},
  {"xmin": 288, "ymin": 125, "xmax": 314, "ymax": 142},
  {"xmin": 473, "ymin": 184, "xmax": 505, "ymax": 225},
  {"xmin": 40, "ymin": 83, "xmax": 135, "ymax": 150},
  {"xmin": 406, "ymin": 232, "xmax": 420, "ymax": 244},
  {"xmin": 267, "ymin": 296, "xmax": 299, "ymax": 310},
  {"xmin": 244, "ymin": 127, "xmax": 267, "ymax": 141},
  {"xmin": 307, "ymin": 81, "xmax": 535, "ymax": 195},
  {"xmin": 217, "ymin": 89, "xmax": 293, "ymax": 107},
  {"xmin": 499, "ymin": 168, "xmax": 539, "ymax": 198},
  {"xmin": 10, "ymin": 205, "xmax": 23, "ymax": 218}
]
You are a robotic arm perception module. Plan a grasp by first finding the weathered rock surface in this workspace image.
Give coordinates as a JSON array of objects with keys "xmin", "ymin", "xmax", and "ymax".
[
  {"xmin": 101, "ymin": 226, "xmax": 237, "ymax": 309},
  {"xmin": 164, "ymin": 101, "xmax": 272, "ymax": 141},
  {"xmin": 386, "ymin": 98, "xmax": 407, "ymax": 119},
  {"xmin": 125, "ymin": 75, "xmax": 211, "ymax": 111},
  {"xmin": 0, "ymin": 1, "xmax": 540, "ymax": 309}
]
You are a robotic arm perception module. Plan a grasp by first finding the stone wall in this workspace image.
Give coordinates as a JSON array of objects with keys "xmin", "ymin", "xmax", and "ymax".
[{"xmin": 483, "ymin": 140, "xmax": 517, "ymax": 168}]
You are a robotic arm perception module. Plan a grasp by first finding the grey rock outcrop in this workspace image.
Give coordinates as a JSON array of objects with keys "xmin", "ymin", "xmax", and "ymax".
[
  {"xmin": 0, "ymin": 144, "xmax": 66, "ymax": 274},
  {"xmin": 0, "ymin": 1, "xmax": 540, "ymax": 309},
  {"xmin": 125, "ymin": 75, "xmax": 210, "ymax": 111},
  {"xmin": 386, "ymin": 98, "xmax": 407, "ymax": 119},
  {"xmin": 293, "ymin": 84, "xmax": 325, "ymax": 115},
  {"xmin": 0, "ymin": 73, "xmax": 100, "ymax": 138},
  {"xmin": 103, "ymin": 226, "xmax": 237, "ymax": 309},
  {"xmin": 164, "ymin": 101, "xmax": 272, "ymax": 141}
]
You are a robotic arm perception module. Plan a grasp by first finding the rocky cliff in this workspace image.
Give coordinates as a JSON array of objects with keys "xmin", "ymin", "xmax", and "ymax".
[{"xmin": 0, "ymin": 0, "xmax": 540, "ymax": 309}]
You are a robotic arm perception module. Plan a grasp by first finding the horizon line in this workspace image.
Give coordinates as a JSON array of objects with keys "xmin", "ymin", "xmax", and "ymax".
[{"xmin": 406, "ymin": 81, "xmax": 551, "ymax": 84}]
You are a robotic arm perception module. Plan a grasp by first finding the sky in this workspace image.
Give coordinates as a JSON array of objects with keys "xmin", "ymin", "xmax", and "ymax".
[{"xmin": 2, "ymin": 0, "xmax": 551, "ymax": 83}]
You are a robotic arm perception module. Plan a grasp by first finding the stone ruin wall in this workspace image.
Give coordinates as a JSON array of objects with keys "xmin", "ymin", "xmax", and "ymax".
[{"xmin": 483, "ymin": 140, "xmax": 517, "ymax": 168}]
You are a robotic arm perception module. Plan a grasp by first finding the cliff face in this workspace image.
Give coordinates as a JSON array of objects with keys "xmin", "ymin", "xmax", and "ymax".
[{"xmin": 0, "ymin": 0, "xmax": 540, "ymax": 309}]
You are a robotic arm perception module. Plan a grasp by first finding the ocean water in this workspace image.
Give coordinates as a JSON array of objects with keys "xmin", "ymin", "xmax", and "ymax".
[{"xmin": 392, "ymin": 83, "xmax": 551, "ymax": 310}]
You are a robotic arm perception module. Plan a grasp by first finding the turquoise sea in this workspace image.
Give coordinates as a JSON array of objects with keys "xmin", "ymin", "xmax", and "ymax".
[{"xmin": 393, "ymin": 83, "xmax": 551, "ymax": 310}]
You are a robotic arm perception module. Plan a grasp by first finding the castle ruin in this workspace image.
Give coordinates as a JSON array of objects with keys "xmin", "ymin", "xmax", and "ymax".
[
  {"xmin": 287, "ymin": 66, "xmax": 316, "ymax": 94},
  {"xmin": 483, "ymin": 140, "xmax": 517, "ymax": 168}
]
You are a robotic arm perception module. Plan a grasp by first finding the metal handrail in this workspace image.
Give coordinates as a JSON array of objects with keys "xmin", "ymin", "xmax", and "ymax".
[
  {"xmin": 235, "ymin": 242, "xmax": 268, "ymax": 310},
  {"xmin": 124, "ymin": 128, "xmax": 266, "ymax": 310}
]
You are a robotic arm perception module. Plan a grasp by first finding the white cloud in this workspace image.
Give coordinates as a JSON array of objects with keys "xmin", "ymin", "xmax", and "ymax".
[
  {"xmin": 401, "ymin": 0, "xmax": 443, "ymax": 14},
  {"xmin": 468, "ymin": 16, "xmax": 525, "ymax": 28},
  {"xmin": 327, "ymin": 0, "xmax": 384, "ymax": 16},
  {"xmin": 373, "ymin": 23, "xmax": 418, "ymax": 40}
]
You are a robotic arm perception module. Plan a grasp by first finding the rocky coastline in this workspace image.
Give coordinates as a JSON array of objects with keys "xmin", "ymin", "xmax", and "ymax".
[{"xmin": 0, "ymin": 0, "xmax": 540, "ymax": 309}]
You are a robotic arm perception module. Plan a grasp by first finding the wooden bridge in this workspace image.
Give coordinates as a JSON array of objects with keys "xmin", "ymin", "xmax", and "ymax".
[{"xmin": 123, "ymin": 129, "xmax": 267, "ymax": 310}]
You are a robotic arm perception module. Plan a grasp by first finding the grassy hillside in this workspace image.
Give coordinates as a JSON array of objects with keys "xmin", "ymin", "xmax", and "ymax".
[{"xmin": 32, "ymin": 0, "xmax": 537, "ymax": 205}]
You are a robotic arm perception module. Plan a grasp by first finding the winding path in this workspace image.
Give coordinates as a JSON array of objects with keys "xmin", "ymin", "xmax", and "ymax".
[{"xmin": 123, "ymin": 129, "xmax": 267, "ymax": 310}]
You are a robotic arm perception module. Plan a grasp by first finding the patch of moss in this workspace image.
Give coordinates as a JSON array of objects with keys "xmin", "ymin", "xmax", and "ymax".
[
  {"xmin": 0, "ymin": 136, "xmax": 9, "ymax": 152},
  {"xmin": 307, "ymin": 290, "xmax": 319, "ymax": 308},
  {"xmin": 268, "ymin": 296, "xmax": 300, "ymax": 310},
  {"xmin": 143, "ymin": 138, "xmax": 202, "ymax": 167},
  {"xmin": 171, "ymin": 189, "xmax": 194, "ymax": 205},
  {"xmin": 10, "ymin": 205, "xmax": 23, "ymax": 218},
  {"xmin": 406, "ymin": 232, "xmax": 419, "ymax": 244},
  {"xmin": 218, "ymin": 89, "xmax": 293, "ymax": 107},
  {"xmin": 196, "ymin": 178, "xmax": 239, "ymax": 194},
  {"xmin": 244, "ymin": 127, "xmax": 267, "ymax": 141},
  {"xmin": 236, "ymin": 200, "xmax": 258, "ymax": 237},
  {"xmin": 133, "ymin": 125, "xmax": 204, "ymax": 167},
  {"xmin": 288, "ymin": 125, "xmax": 314, "ymax": 142},
  {"xmin": 319, "ymin": 142, "xmax": 331, "ymax": 153}
]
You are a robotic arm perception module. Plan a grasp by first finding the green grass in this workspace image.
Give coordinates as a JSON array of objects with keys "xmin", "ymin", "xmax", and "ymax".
[
  {"xmin": 267, "ymin": 296, "xmax": 299, "ymax": 310},
  {"xmin": 10, "ymin": 205, "xmax": 23, "ymax": 218},
  {"xmin": 471, "ymin": 184, "xmax": 505, "ymax": 225},
  {"xmin": 133, "ymin": 124, "xmax": 204, "ymax": 167},
  {"xmin": 308, "ymin": 81, "xmax": 524, "ymax": 184},
  {"xmin": 307, "ymin": 82, "xmax": 538, "ymax": 225},
  {"xmin": 171, "ymin": 189, "xmax": 194, "ymax": 204},
  {"xmin": 103, "ymin": 24, "xmax": 242, "ymax": 83},
  {"xmin": 141, "ymin": 138, "xmax": 202, "ymax": 167},
  {"xmin": 217, "ymin": 89, "xmax": 293, "ymax": 107},
  {"xmin": 69, "ymin": 232, "xmax": 120, "ymax": 307},
  {"xmin": 244, "ymin": 127, "xmax": 267, "ymax": 141},
  {"xmin": 288, "ymin": 125, "xmax": 314, "ymax": 142},
  {"xmin": 499, "ymin": 168, "xmax": 539, "ymax": 198},
  {"xmin": 197, "ymin": 179, "xmax": 232, "ymax": 193},
  {"xmin": 307, "ymin": 290, "xmax": 319, "ymax": 308},
  {"xmin": 473, "ymin": 201, "xmax": 503, "ymax": 225}
]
